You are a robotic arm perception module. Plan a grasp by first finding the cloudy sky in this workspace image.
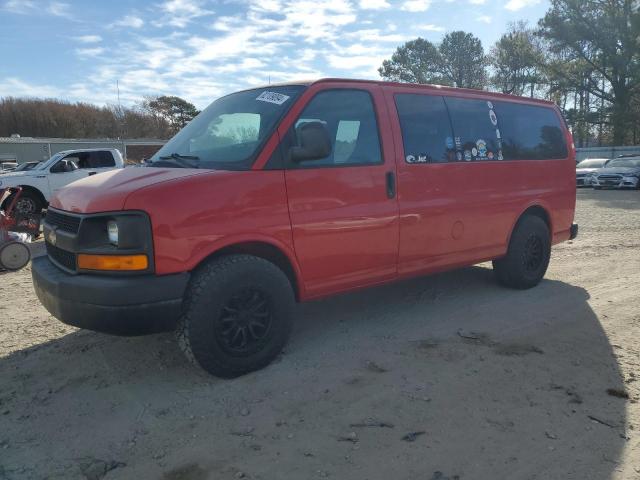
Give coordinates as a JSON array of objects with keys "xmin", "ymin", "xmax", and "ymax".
[{"xmin": 0, "ymin": 0, "xmax": 549, "ymax": 109}]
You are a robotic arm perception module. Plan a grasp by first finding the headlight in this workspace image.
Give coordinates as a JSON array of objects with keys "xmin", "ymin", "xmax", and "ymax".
[
  {"xmin": 107, "ymin": 220, "xmax": 119, "ymax": 246},
  {"xmin": 75, "ymin": 211, "xmax": 153, "ymax": 273}
]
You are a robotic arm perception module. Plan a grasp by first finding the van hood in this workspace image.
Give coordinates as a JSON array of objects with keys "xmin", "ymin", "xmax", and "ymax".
[{"xmin": 50, "ymin": 167, "xmax": 213, "ymax": 213}]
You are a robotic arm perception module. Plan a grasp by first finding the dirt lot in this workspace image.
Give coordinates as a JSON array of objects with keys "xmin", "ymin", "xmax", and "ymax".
[{"xmin": 1, "ymin": 189, "xmax": 639, "ymax": 480}]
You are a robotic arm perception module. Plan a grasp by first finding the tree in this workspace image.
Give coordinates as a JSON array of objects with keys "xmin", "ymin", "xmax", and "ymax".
[
  {"xmin": 438, "ymin": 31, "xmax": 487, "ymax": 89},
  {"xmin": 490, "ymin": 22, "xmax": 544, "ymax": 96},
  {"xmin": 378, "ymin": 38, "xmax": 443, "ymax": 84},
  {"xmin": 0, "ymin": 97, "xmax": 172, "ymax": 139},
  {"xmin": 379, "ymin": 32, "xmax": 487, "ymax": 89},
  {"xmin": 143, "ymin": 96, "xmax": 200, "ymax": 133},
  {"xmin": 538, "ymin": 0, "xmax": 640, "ymax": 145}
]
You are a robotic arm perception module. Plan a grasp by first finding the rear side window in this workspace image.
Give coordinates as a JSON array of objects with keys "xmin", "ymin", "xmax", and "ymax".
[
  {"xmin": 494, "ymin": 102, "xmax": 568, "ymax": 160},
  {"xmin": 288, "ymin": 89, "xmax": 382, "ymax": 167},
  {"xmin": 74, "ymin": 151, "xmax": 116, "ymax": 169},
  {"xmin": 444, "ymin": 97, "xmax": 502, "ymax": 162},
  {"xmin": 395, "ymin": 94, "xmax": 454, "ymax": 163}
]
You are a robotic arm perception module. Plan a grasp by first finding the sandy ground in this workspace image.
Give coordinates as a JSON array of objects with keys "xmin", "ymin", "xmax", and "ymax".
[{"xmin": 1, "ymin": 189, "xmax": 639, "ymax": 480}]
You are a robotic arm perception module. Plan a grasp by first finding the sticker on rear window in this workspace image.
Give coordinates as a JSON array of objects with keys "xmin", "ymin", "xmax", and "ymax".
[
  {"xmin": 256, "ymin": 91, "xmax": 290, "ymax": 105},
  {"xmin": 489, "ymin": 109, "xmax": 498, "ymax": 126},
  {"xmin": 445, "ymin": 136, "xmax": 454, "ymax": 149}
]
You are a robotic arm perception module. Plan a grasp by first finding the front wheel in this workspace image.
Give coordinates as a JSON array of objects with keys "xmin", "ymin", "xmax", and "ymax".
[
  {"xmin": 493, "ymin": 215, "xmax": 551, "ymax": 290},
  {"xmin": 177, "ymin": 254, "xmax": 294, "ymax": 378},
  {"xmin": 3, "ymin": 190, "xmax": 43, "ymax": 215}
]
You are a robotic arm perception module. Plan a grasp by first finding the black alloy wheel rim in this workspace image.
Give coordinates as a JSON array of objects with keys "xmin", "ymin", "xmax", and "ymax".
[
  {"xmin": 522, "ymin": 234, "xmax": 544, "ymax": 272},
  {"xmin": 216, "ymin": 288, "xmax": 273, "ymax": 354}
]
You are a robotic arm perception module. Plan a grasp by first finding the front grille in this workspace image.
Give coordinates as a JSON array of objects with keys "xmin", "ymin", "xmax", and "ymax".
[
  {"xmin": 44, "ymin": 210, "xmax": 81, "ymax": 234},
  {"xmin": 46, "ymin": 242, "xmax": 76, "ymax": 271},
  {"xmin": 598, "ymin": 175, "xmax": 622, "ymax": 181}
]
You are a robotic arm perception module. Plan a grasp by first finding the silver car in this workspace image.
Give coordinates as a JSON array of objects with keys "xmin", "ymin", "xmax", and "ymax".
[
  {"xmin": 590, "ymin": 157, "xmax": 640, "ymax": 189},
  {"xmin": 576, "ymin": 158, "xmax": 610, "ymax": 187}
]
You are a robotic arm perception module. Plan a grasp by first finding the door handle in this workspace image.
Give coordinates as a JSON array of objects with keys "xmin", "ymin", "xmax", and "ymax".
[
  {"xmin": 385, "ymin": 171, "xmax": 396, "ymax": 199},
  {"xmin": 88, "ymin": 171, "xmax": 97, "ymax": 176}
]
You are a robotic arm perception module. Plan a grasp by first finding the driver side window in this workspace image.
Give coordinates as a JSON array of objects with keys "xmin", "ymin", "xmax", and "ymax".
[
  {"xmin": 51, "ymin": 157, "xmax": 79, "ymax": 173},
  {"xmin": 288, "ymin": 89, "xmax": 382, "ymax": 168}
]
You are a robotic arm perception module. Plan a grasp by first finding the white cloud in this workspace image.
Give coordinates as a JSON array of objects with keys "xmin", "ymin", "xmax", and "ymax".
[
  {"xmin": 422, "ymin": 24, "xmax": 445, "ymax": 31},
  {"xmin": 2, "ymin": 0, "xmax": 73, "ymax": 18},
  {"xmin": 111, "ymin": 15, "xmax": 144, "ymax": 29},
  {"xmin": 327, "ymin": 54, "xmax": 385, "ymax": 71},
  {"xmin": 469, "ymin": 0, "xmax": 486, "ymax": 4},
  {"xmin": 75, "ymin": 35, "xmax": 102, "ymax": 44},
  {"xmin": 46, "ymin": 1, "xmax": 72, "ymax": 18},
  {"xmin": 2, "ymin": 0, "xmax": 36, "ymax": 14},
  {"xmin": 154, "ymin": 0, "xmax": 214, "ymax": 28},
  {"xmin": 358, "ymin": 0, "xmax": 390, "ymax": 9},
  {"xmin": 75, "ymin": 47, "xmax": 105, "ymax": 57},
  {"xmin": 2, "ymin": 0, "xmax": 480, "ymax": 109},
  {"xmin": 401, "ymin": 0, "xmax": 431, "ymax": 12},
  {"xmin": 476, "ymin": 15, "xmax": 491, "ymax": 23},
  {"xmin": 0, "ymin": 77, "xmax": 62, "ymax": 98},
  {"xmin": 504, "ymin": 0, "xmax": 540, "ymax": 11},
  {"xmin": 344, "ymin": 29, "xmax": 412, "ymax": 43}
]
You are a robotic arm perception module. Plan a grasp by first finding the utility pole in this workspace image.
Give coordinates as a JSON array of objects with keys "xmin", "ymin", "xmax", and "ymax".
[{"xmin": 117, "ymin": 80, "xmax": 121, "ymax": 111}]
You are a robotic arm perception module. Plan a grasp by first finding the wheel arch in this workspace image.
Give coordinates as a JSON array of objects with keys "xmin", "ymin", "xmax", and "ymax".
[
  {"xmin": 18, "ymin": 185, "xmax": 47, "ymax": 207},
  {"xmin": 195, "ymin": 239, "xmax": 304, "ymax": 301},
  {"xmin": 1, "ymin": 185, "xmax": 47, "ymax": 211},
  {"xmin": 507, "ymin": 203, "xmax": 553, "ymax": 246}
]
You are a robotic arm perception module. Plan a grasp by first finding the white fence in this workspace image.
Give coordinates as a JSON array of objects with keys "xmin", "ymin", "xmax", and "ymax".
[{"xmin": 575, "ymin": 146, "xmax": 640, "ymax": 162}]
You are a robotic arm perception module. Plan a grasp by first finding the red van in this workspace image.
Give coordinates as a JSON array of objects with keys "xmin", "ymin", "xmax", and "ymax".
[{"xmin": 32, "ymin": 79, "xmax": 577, "ymax": 377}]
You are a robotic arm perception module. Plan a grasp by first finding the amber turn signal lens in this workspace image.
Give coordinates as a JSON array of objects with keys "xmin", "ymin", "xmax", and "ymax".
[{"xmin": 77, "ymin": 254, "xmax": 148, "ymax": 271}]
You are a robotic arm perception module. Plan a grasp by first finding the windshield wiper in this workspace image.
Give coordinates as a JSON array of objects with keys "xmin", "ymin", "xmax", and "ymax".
[{"xmin": 156, "ymin": 153, "xmax": 200, "ymax": 168}]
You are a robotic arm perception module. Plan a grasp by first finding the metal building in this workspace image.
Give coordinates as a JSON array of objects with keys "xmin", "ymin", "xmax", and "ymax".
[{"xmin": 0, "ymin": 136, "xmax": 166, "ymax": 165}]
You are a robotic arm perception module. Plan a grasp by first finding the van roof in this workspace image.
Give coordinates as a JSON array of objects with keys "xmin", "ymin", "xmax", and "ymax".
[{"xmin": 250, "ymin": 78, "xmax": 557, "ymax": 107}]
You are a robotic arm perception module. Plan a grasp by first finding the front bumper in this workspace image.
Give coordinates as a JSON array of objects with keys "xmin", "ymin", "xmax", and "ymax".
[
  {"xmin": 32, "ymin": 256, "xmax": 189, "ymax": 335},
  {"xmin": 576, "ymin": 176, "xmax": 590, "ymax": 187},
  {"xmin": 591, "ymin": 177, "xmax": 639, "ymax": 189}
]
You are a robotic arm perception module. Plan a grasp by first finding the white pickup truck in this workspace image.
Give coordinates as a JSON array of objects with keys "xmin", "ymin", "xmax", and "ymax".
[{"xmin": 0, "ymin": 148, "xmax": 124, "ymax": 214}]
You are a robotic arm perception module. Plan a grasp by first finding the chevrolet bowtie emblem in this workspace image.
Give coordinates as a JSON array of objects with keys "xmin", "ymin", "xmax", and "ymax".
[{"xmin": 47, "ymin": 228, "xmax": 57, "ymax": 246}]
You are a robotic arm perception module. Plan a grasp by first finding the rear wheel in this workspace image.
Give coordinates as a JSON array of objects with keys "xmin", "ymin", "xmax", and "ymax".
[
  {"xmin": 177, "ymin": 254, "xmax": 294, "ymax": 378},
  {"xmin": 492, "ymin": 215, "xmax": 551, "ymax": 290}
]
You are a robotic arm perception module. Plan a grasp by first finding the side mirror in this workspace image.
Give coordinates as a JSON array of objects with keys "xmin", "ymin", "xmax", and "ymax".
[{"xmin": 290, "ymin": 121, "xmax": 332, "ymax": 162}]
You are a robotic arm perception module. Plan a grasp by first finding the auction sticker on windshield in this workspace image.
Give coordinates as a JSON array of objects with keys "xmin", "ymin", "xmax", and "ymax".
[{"xmin": 256, "ymin": 91, "xmax": 290, "ymax": 105}]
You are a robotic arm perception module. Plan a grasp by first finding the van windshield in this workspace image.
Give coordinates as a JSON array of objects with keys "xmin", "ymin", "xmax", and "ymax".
[{"xmin": 149, "ymin": 85, "xmax": 305, "ymax": 170}]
